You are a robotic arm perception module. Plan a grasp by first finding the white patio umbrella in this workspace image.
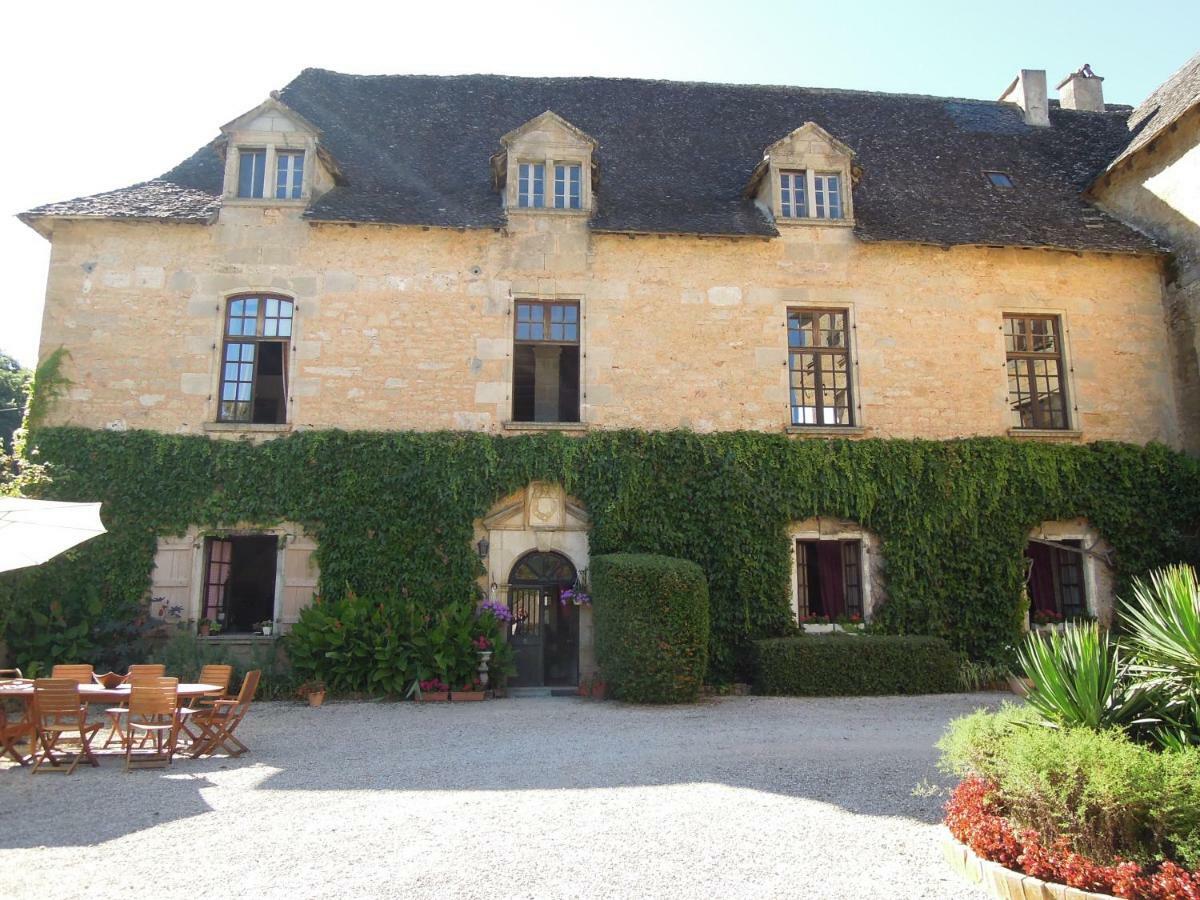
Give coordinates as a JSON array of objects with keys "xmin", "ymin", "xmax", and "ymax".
[{"xmin": 0, "ymin": 497, "xmax": 106, "ymax": 573}]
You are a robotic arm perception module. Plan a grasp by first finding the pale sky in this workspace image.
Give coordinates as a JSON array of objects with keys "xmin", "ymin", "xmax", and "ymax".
[{"xmin": 2, "ymin": 1, "xmax": 1197, "ymax": 369}]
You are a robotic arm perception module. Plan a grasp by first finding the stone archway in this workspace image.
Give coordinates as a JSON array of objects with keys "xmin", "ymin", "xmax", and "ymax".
[{"xmin": 475, "ymin": 482, "xmax": 592, "ymax": 686}]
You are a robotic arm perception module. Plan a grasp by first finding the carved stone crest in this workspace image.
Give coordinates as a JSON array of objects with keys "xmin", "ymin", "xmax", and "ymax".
[{"xmin": 526, "ymin": 481, "xmax": 564, "ymax": 529}]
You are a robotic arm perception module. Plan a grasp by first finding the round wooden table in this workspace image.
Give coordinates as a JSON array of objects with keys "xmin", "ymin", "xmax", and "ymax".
[{"xmin": 0, "ymin": 681, "xmax": 222, "ymax": 702}]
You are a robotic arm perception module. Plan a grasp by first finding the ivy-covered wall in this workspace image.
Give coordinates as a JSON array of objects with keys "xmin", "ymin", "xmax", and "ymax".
[{"xmin": 3, "ymin": 427, "xmax": 1198, "ymax": 679}]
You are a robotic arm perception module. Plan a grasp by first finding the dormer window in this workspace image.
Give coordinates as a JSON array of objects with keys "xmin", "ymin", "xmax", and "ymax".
[
  {"xmin": 750, "ymin": 122, "xmax": 855, "ymax": 226},
  {"xmin": 553, "ymin": 163, "xmax": 582, "ymax": 209},
  {"xmin": 497, "ymin": 111, "xmax": 596, "ymax": 217},
  {"xmin": 237, "ymin": 149, "xmax": 267, "ymax": 199},
  {"xmin": 219, "ymin": 96, "xmax": 338, "ymax": 208},
  {"xmin": 275, "ymin": 151, "xmax": 305, "ymax": 200},
  {"xmin": 778, "ymin": 170, "xmax": 844, "ymax": 220},
  {"xmin": 518, "ymin": 163, "xmax": 546, "ymax": 208}
]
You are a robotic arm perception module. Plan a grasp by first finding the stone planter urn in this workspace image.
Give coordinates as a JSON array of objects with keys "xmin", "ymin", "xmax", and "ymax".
[{"xmin": 477, "ymin": 650, "xmax": 492, "ymax": 690}]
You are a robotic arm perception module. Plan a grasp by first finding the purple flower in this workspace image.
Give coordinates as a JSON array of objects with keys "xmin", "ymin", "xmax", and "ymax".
[{"xmin": 479, "ymin": 598, "xmax": 513, "ymax": 622}]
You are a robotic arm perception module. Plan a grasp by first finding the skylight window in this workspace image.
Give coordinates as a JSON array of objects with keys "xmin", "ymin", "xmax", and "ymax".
[{"xmin": 985, "ymin": 171, "xmax": 1014, "ymax": 188}]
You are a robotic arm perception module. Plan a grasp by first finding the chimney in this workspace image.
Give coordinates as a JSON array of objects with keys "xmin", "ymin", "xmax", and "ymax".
[
  {"xmin": 1057, "ymin": 64, "xmax": 1105, "ymax": 112},
  {"xmin": 998, "ymin": 69, "xmax": 1050, "ymax": 127}
]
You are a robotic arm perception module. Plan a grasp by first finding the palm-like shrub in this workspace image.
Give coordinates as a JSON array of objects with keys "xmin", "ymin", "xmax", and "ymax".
[
  {"xmin": 1123, "ymin": 564, "xmax": 1200, "ymax": 748},
  {"xmin": 1018, "ymin": 622, "xmax": 1150, "ymax": 731}
]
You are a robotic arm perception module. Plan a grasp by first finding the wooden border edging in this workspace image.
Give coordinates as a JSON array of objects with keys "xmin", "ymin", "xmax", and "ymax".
[{"xmin": 940, "ymin": 828, "xmax": 1114, "ymax": 900}]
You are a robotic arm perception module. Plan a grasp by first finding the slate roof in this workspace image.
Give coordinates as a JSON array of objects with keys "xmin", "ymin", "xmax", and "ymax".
[
  {"xmin": 21, "ymin": 69, "xmax": 1161, "ymax": 253},
  {"xmin": 1106, "ymin": 52, "xmax": 1200, "ymax": 171}
]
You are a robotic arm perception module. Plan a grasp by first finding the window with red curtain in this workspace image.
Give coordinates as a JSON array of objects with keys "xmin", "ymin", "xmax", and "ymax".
[
  {"xmin": 1025, "ymin": 540, "xmax": 1086, "ymax": 617},
  {"xmin": 796, "ymin": 539, "xmax": 864, "ymax": 618}
]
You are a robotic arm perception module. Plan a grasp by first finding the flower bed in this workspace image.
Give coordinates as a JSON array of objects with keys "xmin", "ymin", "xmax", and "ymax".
[{"xmin": 944, "ymin": 776, "xmax": 1200, "ymax": 899}]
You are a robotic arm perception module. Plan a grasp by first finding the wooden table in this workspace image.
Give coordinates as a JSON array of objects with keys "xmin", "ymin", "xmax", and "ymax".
[
  {"xmin": 0, "ymin": 681, "xmax": 223, "ymax": 765},
  {"xmin": 0, "ymin": 682, "xmax": 221, "ymax": 702}
]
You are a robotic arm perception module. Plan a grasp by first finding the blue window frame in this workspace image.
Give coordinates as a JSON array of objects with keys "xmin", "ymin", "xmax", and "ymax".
[
  {"xmin": 275, "ymin": 151, "xmax": 304, "ymax": 200},
  {"xmin": 553, "ymin": 164, "xmax": 582, "ymax": 209},
  {"xmin": 518, "ymin": 163, "xmax": 545, "ymax": 208},
  {"xmin": 237, "ymin": 149, "xmax": 266, "ymax": 199}
]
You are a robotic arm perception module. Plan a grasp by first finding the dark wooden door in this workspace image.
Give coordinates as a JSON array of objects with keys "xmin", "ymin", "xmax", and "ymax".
[
  {"xmin": 507, "ymin": 551, "xmax": 580, "ymax": 688},
  {"xmin": 544, "ymin": 596, "xmax": 579, "ymax": 687},
  {"xmin": 508, "ymin": 586, "xmax": 547, "ymax": 688}
]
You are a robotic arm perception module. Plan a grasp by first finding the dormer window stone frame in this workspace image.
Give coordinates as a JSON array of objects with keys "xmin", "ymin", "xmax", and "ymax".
[
  {"xmin": 217, "ymin": 95, "xmax": 339, "ymax": 208},
  {"xmin": 493, "ymin": 111, "xmax": 598, "ymax": 217},
  {"xmin": 747, "ymin": 122, "xmax": 858, "ymax": 228}
]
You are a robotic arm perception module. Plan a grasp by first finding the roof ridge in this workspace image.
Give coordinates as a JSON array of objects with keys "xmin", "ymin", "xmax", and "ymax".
[{"xmin": 289, "ymin": 66, "xmax": 1132, "ymax": 112}]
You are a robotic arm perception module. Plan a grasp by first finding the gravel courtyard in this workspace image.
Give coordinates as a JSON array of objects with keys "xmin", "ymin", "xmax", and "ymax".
[{"xmin": 0, "ymin": 693, "xmax": 1002, "ymax": 899}]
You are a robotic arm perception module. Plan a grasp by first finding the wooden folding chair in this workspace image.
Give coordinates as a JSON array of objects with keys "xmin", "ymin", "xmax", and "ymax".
[
  {"xmin": 196, "ymin": 665, "xmax": 234, "ymax": 700},
  {"xmin": 178, "ymin": 664, "xmax": 234, "ymax": 749},
  {"xmin": 30, "ymin": 679, "xmax": 101, "ymax": 774},
  {"xmin": 124, "ymin": 677, "xmax": 180, "ymax": 772},
  {"xmin": 50, "ymin": 664, "xmax": 95, "ymax": 685},
  {"xmin": 189, "ymin": 670, "xmax": 260, "ymax": 758},
  {"xmin": 1, "ymin": 668, "xmax": 31, "ymax": 764},
  {"xmin": 103, "ymin": 664, "xmax": 168, "ymax": 749},
  {"xmin": 1, "ymin": 705, "xmax": 33, "ymax": 765}
]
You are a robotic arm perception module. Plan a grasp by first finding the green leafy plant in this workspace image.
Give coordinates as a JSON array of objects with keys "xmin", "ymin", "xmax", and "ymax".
[
  {"xmin": 1122, "ymin": 564, "xmax": 1200, "ymax": 748},
  {"xmin": 592, "ymin": 553, "xmax": 710, "ymax": 704},
  {"xmin": 1018, "ymin": 621, "xmax": 1155, "ymax": 733},
  {"xmin": 23, "ymin": 347, "xmax": 71, "ymax": 432},
  {"xmin": 939, "ymin": 705, "xmax": 1200, "ymax": 870},
  {"xmin": 3, "ymin": 428, "xmax": 1200, "ymax": 682},
  {"xmin": 755, "ymin": 634, "xmax": 960, "ymax": 695}
]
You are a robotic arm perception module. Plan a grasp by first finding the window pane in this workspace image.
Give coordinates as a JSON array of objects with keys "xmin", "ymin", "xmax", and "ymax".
[
  {"xmin": 788, "ymin": 308, "xmax": 853, "ymax": 427},
  {"xmin": 238, "ymin": 150, "xmax": 265, "ymax": 199},
  {"xmin": 1004, "ymin": 314, "xmax": 1068, "ymax": 429}
]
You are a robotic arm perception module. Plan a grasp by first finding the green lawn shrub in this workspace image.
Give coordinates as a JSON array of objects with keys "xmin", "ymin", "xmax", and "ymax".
[
  {"xmin": 940, "ymin": 704, "xmax": 1200, "ymax": 869},
  {"xmin": 754, "ymin": 634, "xmax": 960, "ymax": 695},
  {"xmin": 592, "ymin": 553, "xmax": 710, "ymax": 704}
]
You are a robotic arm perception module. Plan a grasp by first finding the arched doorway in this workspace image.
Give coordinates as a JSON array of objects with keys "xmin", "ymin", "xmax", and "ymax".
[{"xmin": 508, "ymin": 550, "xmax": 579, "ymax": 688}]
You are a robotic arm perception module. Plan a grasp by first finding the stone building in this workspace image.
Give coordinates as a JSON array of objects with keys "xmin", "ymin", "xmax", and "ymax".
[{"xmin": 17, "ymin": 57, "xmax": 1200, "ymax": 686}]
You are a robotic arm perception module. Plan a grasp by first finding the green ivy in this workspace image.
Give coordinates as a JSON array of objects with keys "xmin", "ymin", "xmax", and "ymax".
[{"xmin": 2, "ymin": 428, "xmax": 1198, "ymax": 681}]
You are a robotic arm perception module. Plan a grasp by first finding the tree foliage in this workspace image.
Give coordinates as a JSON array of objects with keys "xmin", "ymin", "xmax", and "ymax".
[{"xmin": 0, "ymin": 350, "xmax": 30, "ymax": 454}]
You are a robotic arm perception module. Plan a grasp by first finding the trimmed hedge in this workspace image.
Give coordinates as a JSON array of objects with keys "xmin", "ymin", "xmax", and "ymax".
[
  {"xmin": 754, "ymin": 634, "xmax": 960, "ymax": 695},
  {"xmin": 592, "ymin": 553, "xmax": 710, "ymax": 703}
]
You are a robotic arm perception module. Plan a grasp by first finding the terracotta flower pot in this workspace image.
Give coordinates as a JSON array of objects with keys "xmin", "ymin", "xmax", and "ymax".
[
  {"xmin": 590, "ymin": 681, "xmax": 607, "ymax": 700},
  {"xmin": 307, "ymin": 690, "xmax": 326, "ymax": 708},
  {"xmin": 453, "ymin": 690, "xmax": 486, "ymax": 702},
  {"xmin": 419, "ymin": 692, "xmax": 449, "ymax": 702}
]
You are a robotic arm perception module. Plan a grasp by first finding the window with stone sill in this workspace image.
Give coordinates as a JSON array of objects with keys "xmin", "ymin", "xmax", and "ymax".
[
  {"xmin": 788, "ymin": 308, "xmax": 854, "ymax": 427},
  {"xmin": 1025, "ymin": 539, "xmax": 1087, "ymax": 619},
  {"xmin": 515, "ymin": 161, "xmax": 586, "ymax": 210},
  {"xmin": 1004, "ymin": 314, "xmax": 1070, "ymax": 430},
  {"xmin": 512, "ymin": 300, "xmax": 580, "ymax": 423},
  {"xmin": 203, "ymin": 534, "xmax": 278, "ymax": 634},
  {"xmin": 237, "ymin": 147, "xmax": 306, "ymax": 200},
  {"xmin": 780, "ymin": 169, "xmax": 843, "ymax": 220},
  {"xmin": 795, "ymin": 538, "xmax": 864, "ymax": 619},
  {"xmin": 218, "ymin": 295, "xmax": 292, "ymax": 424}
]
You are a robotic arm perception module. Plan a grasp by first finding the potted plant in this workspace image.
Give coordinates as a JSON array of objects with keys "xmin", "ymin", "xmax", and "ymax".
[
  {"xmin": 198, "ymin": 617, "xmax": 212, "ymax": 637},
  {"xmin": 208, "ymin": 621, "xmax": 223, "ymax": 636},
  {"xmin": 297, "ymin": 680, "xmax": 326, "ymax": 707},
  {"xmin": 257, "ymin": 619, "xmax": 275, "ymax": 637},
  {"xmin": 453, "ymin": 678, "xmax": 486, "ymax": 701},
  {"xmin": 417, "ymin": 679, "xmax": 450, "ymax": 702}
]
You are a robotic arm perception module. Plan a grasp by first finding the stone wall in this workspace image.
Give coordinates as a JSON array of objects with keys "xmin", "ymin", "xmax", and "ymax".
[
  {"xmin": 1092, "ymin": 105, "xmax": 1200, "ymax": 452},
  {"xmin": 36, "ymin": 204, "xmax": 1177, "ymax": 445}
]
